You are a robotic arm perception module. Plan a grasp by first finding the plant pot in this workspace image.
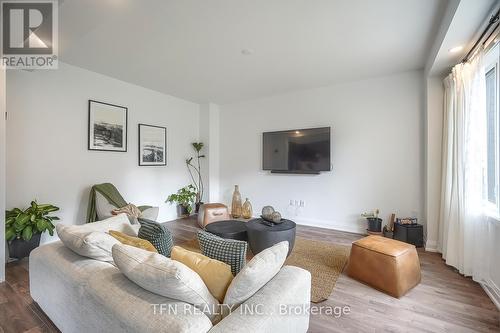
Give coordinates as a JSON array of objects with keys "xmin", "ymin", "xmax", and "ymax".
[
  {"xmin": 367, "ymin": 217, "xmax": 382, "ymax": 232},
  {"xmin": 8, "ymin": 233, "xmax": 42, "ymax": 259},
  {"xmin": 177, "ymin": 204, "xmax": 190, "ymax": 217},
  {"xmin": 383, "ymin": 228, "xmax": 394, "ymax": 239},
  {"xmin": 195, "ymin": 202, "xmax": 204, "ymax": 214}
]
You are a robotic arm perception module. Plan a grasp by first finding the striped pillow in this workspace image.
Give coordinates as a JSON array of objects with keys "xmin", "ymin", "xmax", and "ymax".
[
  {"xmin": 138, "ymin": 218, "xmax": 173, "ymax": 257},
  {"xmin": 197, "ymin": 230, "xmax": 247, "ymax": 276}
]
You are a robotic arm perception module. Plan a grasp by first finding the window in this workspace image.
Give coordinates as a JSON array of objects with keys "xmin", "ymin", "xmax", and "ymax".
[{"xmin": 485, "ymin": 42, "xmax": 500, "ymax": 216}]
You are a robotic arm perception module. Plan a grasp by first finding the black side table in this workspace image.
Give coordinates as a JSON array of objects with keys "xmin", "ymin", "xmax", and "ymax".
[
  {"xmin": 205, "ymin": 220, "xmax": 248, "ymax": 241},
  {"xmin": 246, "ymin": 218, "xmax": 296, "ymax": 256},
  {"xmin": 393, "ymin": 223, "xmax": 423, "ymax": 247}
]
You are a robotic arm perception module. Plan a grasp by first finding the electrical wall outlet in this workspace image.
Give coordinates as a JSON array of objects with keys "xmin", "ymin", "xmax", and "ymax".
[{"xmin": 286, "ymin": 199, "xmax": 306, "ymax": 217}]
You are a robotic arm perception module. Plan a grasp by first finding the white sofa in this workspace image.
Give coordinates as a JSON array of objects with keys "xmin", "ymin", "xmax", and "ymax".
[{"xmin": 30, "ymin": 239, "xmax": 311, "ymax": 332}]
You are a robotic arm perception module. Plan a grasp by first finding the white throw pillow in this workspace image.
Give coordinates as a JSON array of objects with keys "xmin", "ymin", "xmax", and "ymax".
[
  {"xmin": 56, "ymin": 226, "xmax": 119, "ymax": 262},
  {"xmin": 56, "ymin": 214, "xmax": 135, "ymax": 262},
  {"xmin": 140, "ymin": 206, "xmax": 159, "ymax": 221},
  {"xmin": 223, "ymin": 241, "xmax": 288, "ymax": 316},
  {"xmin": 95, "ymin": 191, "xmax": 118, "ymax": 220},
  {"xmin": 112, "ymin": 244, "xmax": 221, "ymax": 323},
  {"xmin": 64, "ymin": 213, "xmax": 136, "ymax": 235}
]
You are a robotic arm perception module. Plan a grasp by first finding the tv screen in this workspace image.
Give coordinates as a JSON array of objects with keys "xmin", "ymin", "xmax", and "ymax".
[{"xmin": 262, "ymin": 127, "xmax": 331, "ymax": 173}]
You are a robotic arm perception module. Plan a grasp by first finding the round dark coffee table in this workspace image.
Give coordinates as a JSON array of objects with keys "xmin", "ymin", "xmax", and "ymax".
[
  {"xmin": 246, "ymin": 218, "xmax": 296, "ymax": 256},
  {"xmin": 205, "ymin": 220, "xmax": 248, "ymax": 241}
]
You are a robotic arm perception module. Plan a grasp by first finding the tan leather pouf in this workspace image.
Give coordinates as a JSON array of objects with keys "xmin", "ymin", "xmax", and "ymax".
[
  {"xmin": 346, "ymin": 235, "xmax": 421, "ymax": 298},
  {"xmin": 197, "ymin": 203, "xmax": 231, "ymax": 228}
]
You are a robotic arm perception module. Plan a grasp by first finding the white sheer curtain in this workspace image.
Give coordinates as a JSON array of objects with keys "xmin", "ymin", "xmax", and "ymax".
[{"xmin": 439, "ymin": 49, "xmax": 489, "ymax": 280}]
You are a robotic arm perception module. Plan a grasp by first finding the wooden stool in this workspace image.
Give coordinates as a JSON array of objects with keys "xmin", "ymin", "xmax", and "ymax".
[{"xmin": 346, "ymin": 235, "xmax": 421, "ymax": 298}]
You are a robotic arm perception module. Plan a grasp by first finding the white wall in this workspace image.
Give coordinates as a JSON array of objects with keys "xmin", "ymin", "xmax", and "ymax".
[
  {"xmin": 0, "ymin": 66, "xmax": 5, "ymax": 281},
  {"xmin": 6, "ymin": 62, "xmax": 200, "ymax": 244},
  {"xmin": 199, "ymin": 103, "xmax": 221, "ymax": 203},
  {"xmin": 219, "ymin": 71, "xmax": 424, "ymax": 233},
  {"xmin": 424, "ymin": 76, "xmax": 445, "ymax": 251},
  {"xmin": 483, "ymin": 217, "xmax": 500, "ymax": 309}
]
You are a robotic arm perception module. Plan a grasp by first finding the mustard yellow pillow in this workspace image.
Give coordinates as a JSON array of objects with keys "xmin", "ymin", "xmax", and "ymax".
[
  {"xmin": 109, "ymin": 230, "xmax": 157, "ymax": 253},
  {"xmin": 171, "ymin": 246, "xmax": 233, "ymax": 302}
]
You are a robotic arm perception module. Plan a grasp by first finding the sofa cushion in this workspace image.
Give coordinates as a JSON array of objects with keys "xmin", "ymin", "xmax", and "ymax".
[
  {"xmin": 56, "ymin": 226, "xmax": 119, "ymax": 263},
  {"xmin": 112, "ymin": 244, "xmax": 220, "ymax": 323},
  {"xmin": 88, "ymin": 267, "xmax": 214, "ymax": 332},
  {"xmin": 209, "ymin": 266, "xmax": 311, "ymax": 333},
  {"xmin": 223, "ymin": 241, "xmax": 288, "ymax": 315},
  {"xmin": 138, "ymin": 218, "xmax": 174, "ymax": 257},
  {"xmin": 197, "ymin": 230, "xmax": 247, "ymax": 276},
  {"xmin": 171, "ymin": 246, "xmax": 233, "ymax": 303},
  {"xmin": 109, "ymin": 230, "xmax": 157, "ymax": 253}
]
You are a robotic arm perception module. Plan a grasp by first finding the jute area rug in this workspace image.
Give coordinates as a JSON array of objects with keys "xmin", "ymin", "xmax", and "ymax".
[{"xmin": 180, "ymin": 237, "xmax": 350, "ymax": 303}]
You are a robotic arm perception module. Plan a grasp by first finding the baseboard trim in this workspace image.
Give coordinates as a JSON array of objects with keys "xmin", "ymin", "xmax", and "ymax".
[
  {"xmin": 294, "ymin": 217, "xmax": 364, "ymax": 235},
  {"xmin": 424, "ymin": 239, "xmax": 439, "ymax": 252},
  {"xmin": 481, "ymin": 279, "xmax": 500, "ymax": 311},
  {"xmin": 424, "ymin": 246, "xmax": 439, "ymax": 252}
]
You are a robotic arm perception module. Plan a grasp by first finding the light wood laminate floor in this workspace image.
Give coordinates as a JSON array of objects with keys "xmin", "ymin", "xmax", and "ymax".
[{"xmin": 1, "ymin": 216, "xmax": 498, "ymax": 332}]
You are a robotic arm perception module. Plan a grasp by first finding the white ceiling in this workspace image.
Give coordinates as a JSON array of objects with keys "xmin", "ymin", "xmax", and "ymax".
[
  {"xmin": 426, "ymin": 0, "xmax": 498, "ymax": 77},
  {"xmin": 59, "ymin": 0, "xmax": 447, "ymax": 103}
]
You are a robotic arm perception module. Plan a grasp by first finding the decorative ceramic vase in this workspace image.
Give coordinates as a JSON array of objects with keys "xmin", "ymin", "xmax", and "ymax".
[
  {"xmin": 271, "ymin": 211, "xmax": 282, "ymax": 223},
  {"xmin": 261, "ymin": 206, "xmax": 275, "ymax": 219},
  {"xmin": 242, "ymin": 198, "xmax": 253, "ymax": 219},
  {"xmin": 231, "ymin": 185, "xmax": 242, "ymax": 218}
]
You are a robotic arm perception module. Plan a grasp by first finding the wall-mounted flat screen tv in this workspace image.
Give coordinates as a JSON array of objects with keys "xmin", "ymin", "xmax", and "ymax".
[{"xmin": 262, "ymin": 127, "xmax": 331, "ymax": 174}]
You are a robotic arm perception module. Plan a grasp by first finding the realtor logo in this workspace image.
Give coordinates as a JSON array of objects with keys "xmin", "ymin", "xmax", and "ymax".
[{"xmin": 1, "ymin": 0, "xmax": 58, "ymax": 69}]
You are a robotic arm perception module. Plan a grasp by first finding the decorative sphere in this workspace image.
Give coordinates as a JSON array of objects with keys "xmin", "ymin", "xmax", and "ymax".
[
  {"xmin": 262, "ymin": 206, "xmax": 275, "ymax": 218},
  {"xmin": 271, "ymin": 211, "xmax": 282, "ymax": 223}
]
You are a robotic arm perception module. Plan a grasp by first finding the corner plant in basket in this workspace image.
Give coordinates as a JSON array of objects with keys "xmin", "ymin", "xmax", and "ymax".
[{"xmin": 6, "ymin": 201, "xmax": 59, "ymax": 259}]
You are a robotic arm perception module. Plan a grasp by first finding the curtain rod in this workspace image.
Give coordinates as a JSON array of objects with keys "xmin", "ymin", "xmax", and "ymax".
[{"xmin": 462, "ymin": 9, "xmax": 500, "ymax": 63}]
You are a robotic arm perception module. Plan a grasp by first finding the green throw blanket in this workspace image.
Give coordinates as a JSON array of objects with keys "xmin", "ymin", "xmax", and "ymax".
[{"xmin": 86, "ymin": 183, "xmax": 151, "ymax": 223}]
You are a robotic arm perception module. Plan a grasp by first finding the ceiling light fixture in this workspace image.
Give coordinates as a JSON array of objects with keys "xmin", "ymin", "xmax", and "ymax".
[{"xmin": 449, "ymin": 46, "xmax": 463, "ymax": 53}]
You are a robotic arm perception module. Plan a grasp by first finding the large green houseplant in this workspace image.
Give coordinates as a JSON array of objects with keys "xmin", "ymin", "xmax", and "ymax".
[
  {"xmin": 166, "ymin": 185, "xmax": 197, "ymax": 217},
  {"xmin": 6, "ymin": 201, "xmax": 59, "ymax": 259}
]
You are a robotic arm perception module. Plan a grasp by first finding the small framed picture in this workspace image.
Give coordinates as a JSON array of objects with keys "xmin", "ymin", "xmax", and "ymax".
[
  {"xmin": 88, "ymin": 100, "xmax": 128, "ymax": 152},
  {"xmin": 138, "ymin": 124, "xmax": 167, "ymax": 166}
]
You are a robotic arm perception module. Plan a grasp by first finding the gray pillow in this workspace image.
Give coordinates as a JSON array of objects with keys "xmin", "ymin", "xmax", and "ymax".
[{"xmin": 197, "ymin": 230, "xmax": 247, "ymax": 275}]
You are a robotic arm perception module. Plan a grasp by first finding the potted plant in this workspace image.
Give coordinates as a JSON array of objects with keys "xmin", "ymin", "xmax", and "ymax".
[
  {"xmin": 166, "ymin": 185, "xmax": 197, "ymax": 217},
  {"xmin": 186, "ymin": 142, "xmax": 205, "ymax": 213},
  {"xmin": 361, "ymin": 209, "xmax": 382, "ymax": 232},
  {"xmin": 6, "ymin": 201, "xmax": 59, "ymax": 259}
]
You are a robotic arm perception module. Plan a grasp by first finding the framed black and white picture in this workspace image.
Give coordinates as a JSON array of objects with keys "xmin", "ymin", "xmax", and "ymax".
[
  {"xmin": 88, "ymin": 100, "xmax": 128, "ymax": 152},
  {"xmin": 138, "ymin": 124, "xmax": 167, "ymax": 166}
]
